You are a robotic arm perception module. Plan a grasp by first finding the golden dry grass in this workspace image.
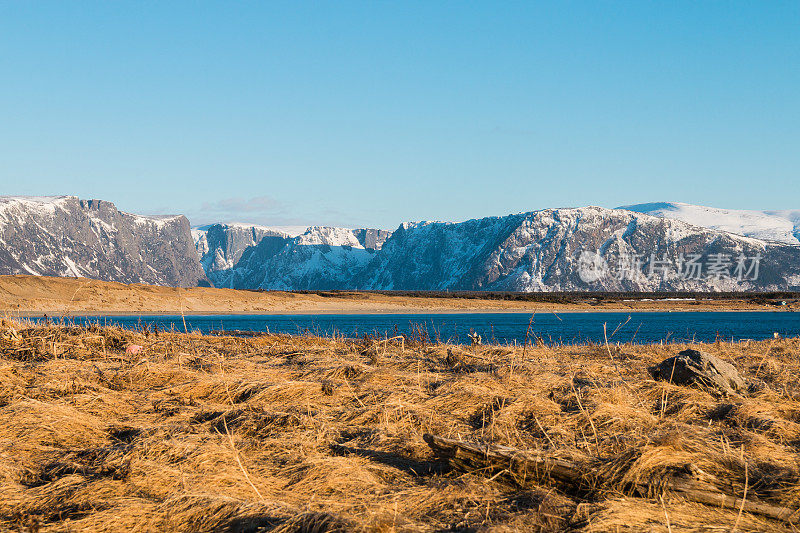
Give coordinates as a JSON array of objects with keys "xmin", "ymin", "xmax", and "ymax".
[
  {"xmin": 1, "ymin": 274, "xmax": 795, "ymax": 316},
  {"xmin": 0, "ymin": 318, "xmax": 798, "ymax": 531}
]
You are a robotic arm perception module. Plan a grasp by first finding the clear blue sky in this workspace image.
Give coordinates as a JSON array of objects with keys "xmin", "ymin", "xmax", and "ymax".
[{"xmin": 1, "ymin": 1, "xmax": 798, "ymax": 229}]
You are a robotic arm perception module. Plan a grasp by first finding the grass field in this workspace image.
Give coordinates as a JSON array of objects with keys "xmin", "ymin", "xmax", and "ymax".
[
  {"xmin": 0, "ymin": 319, "xmax": 798, "ymax": 531},
  {"xmin": 2, "ymin": 275, "xmax": 797, "ymax": 316}
]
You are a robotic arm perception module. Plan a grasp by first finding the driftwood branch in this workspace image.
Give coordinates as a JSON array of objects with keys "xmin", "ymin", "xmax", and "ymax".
[{"xmin": 422, "ymin": 433, "xmax": 795, "ymax": 521}]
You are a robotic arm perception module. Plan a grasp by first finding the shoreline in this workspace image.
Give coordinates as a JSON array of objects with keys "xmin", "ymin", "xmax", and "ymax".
[
  {"xmin": 13, "ymin": 307, "xmax": 798, "ymax": 318},
  {"xmin": 1, "ymin": 275, "xmax": 797, "ymax": 317}
]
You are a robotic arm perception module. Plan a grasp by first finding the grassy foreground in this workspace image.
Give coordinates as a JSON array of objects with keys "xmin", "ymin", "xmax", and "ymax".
[{"xmin": 0, "ymin": 320, "xmax": 798, "ymax": 532}]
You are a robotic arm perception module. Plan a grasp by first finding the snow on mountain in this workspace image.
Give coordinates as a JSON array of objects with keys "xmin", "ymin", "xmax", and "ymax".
[
  {"xmin": 199, "ymin": 225, "xmax": 392, "ymax": 290},
  {"xmin": 254, "ymin": 227, "xmax": 387, "ymax": 290},
  {"xmin": 767, "ymin": 209, "xmax": 800, "ymax": 241},
  {"xmin": 0, "ymin": 196, "xmax": 205, "ymax": 286},
  {"xmin": 193, "ymin": 223, "xmax": 293, "ymax": 288},
  {"xmin": 265, "ymin": 225, "xmax": 310, "ymax": 237},
  {"xmin": 620, "ymin": 202, "xmax": 800, "ymax": 245},
  {"xmin": 2, "ymin": 195, "xmax": 798, "ymax": 292},
  {"xmin": 352, "ymin": 207, "xmax": 800, "ymax": 291},
  {"xmin": 194, "ymin": 222, "xmax": 308, "ymax": 235},
  {"xmin": 199, "ymin": 206, "xmax": 799, "ymax": 292}
]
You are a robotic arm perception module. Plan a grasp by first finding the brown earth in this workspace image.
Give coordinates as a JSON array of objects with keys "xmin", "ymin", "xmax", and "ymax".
[
  {"xmin": 0, "ymin": 319, "xmax": 798, "ymax": 531},
  {"xmin": 0, "ymin": 275, "xmax": 796, "ymax": 316}
]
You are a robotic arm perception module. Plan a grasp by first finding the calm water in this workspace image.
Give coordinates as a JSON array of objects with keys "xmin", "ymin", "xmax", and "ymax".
[{"xmin": 32, "ymin": 312, "xmax": 800, "ymax": 345}]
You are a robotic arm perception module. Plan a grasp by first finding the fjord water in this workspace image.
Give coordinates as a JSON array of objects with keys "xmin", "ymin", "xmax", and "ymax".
[{"xmin": 43, "ymin": 312, "xmax": 800, "ymax": 345}]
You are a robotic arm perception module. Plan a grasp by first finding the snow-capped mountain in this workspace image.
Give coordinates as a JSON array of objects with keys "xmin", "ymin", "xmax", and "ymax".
[
  {"xmin": 1, "ymin": 196, "xmax": 798, "ymax": 292},
  {"xmin": 0, "ymin": 196, "xmax": 205, "ymax": 286},
  {"xmin": 195, "ymin": 207, "xmax": 800, "ymax": 291},
  {"xmin": 356, "ymin": 207, "xmax": 800, "ymax": 291},
  {"xmin": 621, "ymin": 202, "xmax": 800, "ymax": 245},
  {"xmin": 196, "ymin": 224, "xmax": 391, "ymax": 289},
  {"xmin": 254, "ymin": 226, "xmax": 391, "ymax": 290},
  {"xmin": 193, "ymin": 223, "xmax": 294, "ymax": 288}
]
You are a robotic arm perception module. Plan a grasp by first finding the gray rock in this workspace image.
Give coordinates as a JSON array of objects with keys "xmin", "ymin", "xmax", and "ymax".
[
  {"xmin": 649, "ymin": 349, "xmax": 746, "ymax": 395},
  {"xmin": 194, "ymin": 223, "xmax": 292, "ymax": 288},
  {"xmin": 0, "ymin": 196, "xmax": 206, "ymax": 287},
  {"xmin": 199, "ymin": 226, "xmax": 391, "ymax": 290}
]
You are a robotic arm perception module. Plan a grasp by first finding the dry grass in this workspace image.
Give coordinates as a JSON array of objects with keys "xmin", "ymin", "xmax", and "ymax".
[
  {"xmin": 0, "ymin": 318, "xmax": 798, "ymax": 531},
  {"xmin": 2, "ymin": 274, "xmax": 796, "ymax": 317}
]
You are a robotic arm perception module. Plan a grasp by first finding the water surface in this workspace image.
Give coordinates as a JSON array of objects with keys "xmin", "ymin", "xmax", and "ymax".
[{"xmin": 34, "ymin": 311, "xmax": 800, "ymax": 345}]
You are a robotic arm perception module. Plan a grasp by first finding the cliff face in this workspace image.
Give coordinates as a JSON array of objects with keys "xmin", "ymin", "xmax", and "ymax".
[
  {"xmin": 2, "ymin": 196, "xmax": 798, "ymax": 292},
  {"xmin": 0, "ymin": 196, "xmax": 206, "ymax": 287},
  {"xmin": 193, "ymin": 224, "xmax": 292, "ymax": 288},
  {"xmin": 194, "ymin": 208, "xmax": 800, "ymax": 292},
  {"xmin": 358, "ymin": 207, "xmax": 800, "ymax": 291},
  {"xmin": 194, "ymin": 225, "xmax": 391, "ymax": 290},
  {"xmin": 252, "ymin": 226, "xmax": 392, "ymax": 290}
]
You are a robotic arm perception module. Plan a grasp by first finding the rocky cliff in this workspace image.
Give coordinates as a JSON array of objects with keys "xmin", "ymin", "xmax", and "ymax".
[
  {"xmin": 0, "ymin": 196, "xmax": 205, "ymax": 286},
  {"xmin": 196, "ymin": 207, "xmax": 800, "ymax": 291},
  {"xmin": 194, "ymin": 224, "xmax": 391, "ymax": 290},
  {"xmin": 193, "ymin": 223, "xmax": 292, "ymax": 288},
  {"xmin": 357, "ymin": 207, "xmax": 800, "ymax": 291},
  {"xmin": 2, "ymin": 196, "xmax": 797, "ymax": 292}
]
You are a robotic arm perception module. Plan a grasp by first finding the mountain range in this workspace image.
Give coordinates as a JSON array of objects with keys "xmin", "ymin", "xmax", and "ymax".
[{"xmin": 1, "ymin": 195, "xmax": 798, "ymax": 292}]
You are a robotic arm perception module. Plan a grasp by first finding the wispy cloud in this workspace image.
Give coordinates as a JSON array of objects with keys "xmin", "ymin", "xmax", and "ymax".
[
  {"xmin": 200, "ymin": 196, "xmax": 283, "ymax": 213},
  {"xmin": 175, "ymin": 195, "xmax": 391, "ymax": 230},
  {"xmin": 178, "ymin": 195, "xmax": 305, "ymax": 227}
]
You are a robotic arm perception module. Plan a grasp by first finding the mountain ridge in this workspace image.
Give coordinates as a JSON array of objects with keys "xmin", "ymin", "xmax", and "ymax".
[
  {"xmin": 198, "ymin": 205, "xmax": 799, "ymax": 292},
  {"xmin": 1, "ymin": 196, "xmax": 798, "ymax": 291},
  {"xmin": 620, "ymin": 201, "xmax": 800, "ymax": 245},
  {"xmin": 0, "ymin": 195, "xmax": 205, "ymax": 286}
]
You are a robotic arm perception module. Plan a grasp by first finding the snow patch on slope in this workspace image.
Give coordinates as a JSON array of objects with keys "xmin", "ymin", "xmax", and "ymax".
[
  {"xmin": 620, "ymin": 202, "xmax": 800, "ymax": 245},
  {"xmin": 296, "ymin": 226, "xmax": 365, "ymax": 248},
  {"xmin": 130, "ymin": 213, "xmax": 183, "ymax": 228},
  {"xmin": 195, "ymin": 222, "xmax": 307, "ymax": 237},
  {"xmin": 0, "ymin": 195, "xmax": 74, "ymax": 220},
  {"xmin": 62, "ymin": 256, "xmax": 83, "ymax": 278}
]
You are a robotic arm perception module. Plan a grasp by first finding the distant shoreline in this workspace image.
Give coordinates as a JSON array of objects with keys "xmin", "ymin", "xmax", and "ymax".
[
  {"xmin": 15, "ymin": 307, "xmax": 798, "ymax": 319},
  {"xmin": 2, "ymin": 275, "xmax": 797, "ymax": 317}
]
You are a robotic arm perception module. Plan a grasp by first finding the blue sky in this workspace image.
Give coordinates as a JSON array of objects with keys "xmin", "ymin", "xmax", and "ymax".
[{"xmin": 1, "ymin": 2, "xmax": 798, "ymax": 229}]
